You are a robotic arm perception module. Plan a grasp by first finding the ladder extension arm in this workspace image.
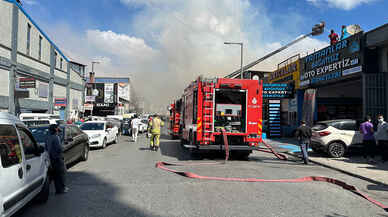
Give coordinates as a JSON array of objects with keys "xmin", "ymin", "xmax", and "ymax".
[{"xmin": 225, "ymin": 33, "xmax": 313, "ymax": 79}]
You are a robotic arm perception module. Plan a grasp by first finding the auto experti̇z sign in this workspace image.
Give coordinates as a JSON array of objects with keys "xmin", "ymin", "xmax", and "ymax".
[
  {"xmin": 300, "ymin": 33, "xmax": 362, "ymax": 88},
  {"xmin": 263, "ymin": 83, "xmax": 294, "ymax": 99}
]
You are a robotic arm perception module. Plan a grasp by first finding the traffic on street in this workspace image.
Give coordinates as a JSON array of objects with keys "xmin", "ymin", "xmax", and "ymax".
[{"xmin": 1, "ymin": 0, "xmax": 388, "ymax": 217}]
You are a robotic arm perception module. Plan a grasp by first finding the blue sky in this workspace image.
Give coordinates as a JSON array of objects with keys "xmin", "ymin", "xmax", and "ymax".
[{"xmin": 17, "ymin": 0, "xmax": 387, "ymax": 107}]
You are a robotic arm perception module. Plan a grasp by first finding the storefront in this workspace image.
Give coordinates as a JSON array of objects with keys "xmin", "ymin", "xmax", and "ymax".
[
  {"xmin": 268, "ymin": 55, "xmax": 301, "ymax": 136},
  {"xmin": 299, "ymin": 32, "xmax": 364, "ymax": 123}
]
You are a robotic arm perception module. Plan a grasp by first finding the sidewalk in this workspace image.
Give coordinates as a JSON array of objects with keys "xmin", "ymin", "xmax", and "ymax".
[{"xmin": 264, "ymin": 138, "xmax": 388, "ymax": 186}]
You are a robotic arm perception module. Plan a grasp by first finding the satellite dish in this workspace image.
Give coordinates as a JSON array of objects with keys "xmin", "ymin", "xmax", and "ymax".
[
  {"xmin": 252, "ymin": 75, "xmax": 260, "ymax": 80},
  {"xmin": 346, "ymin": 24, "xmax": 362, "ymax": 35}
]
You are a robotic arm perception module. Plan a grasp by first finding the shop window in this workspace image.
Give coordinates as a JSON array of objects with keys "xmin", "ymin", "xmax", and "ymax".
[
  {"xmin": 0, "ymin": 125, "xmax": 22, "ymax": 168},
  {"xmin": 17, "ymin": 128, "xmax": 37, "ymax": 160}
]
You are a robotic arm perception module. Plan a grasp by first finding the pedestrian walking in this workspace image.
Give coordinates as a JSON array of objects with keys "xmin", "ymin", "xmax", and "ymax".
[
  {"xmin": 329, "ymin": 29, "xmax": 339, "ymax": 45},
  {"xmin": 148, "ymin": 114, "xmax": 164, "ymax": 151},
  {"xmin": 295, "ymin": 121, "xmax": 312, "ymax": 164},
  {"xmin": 375, "ymin": 114, "xmax": 388, "ymax": 163},
  {"xmin": 360, "ymin": 115, "xmax": 377, "ymax": 163},
  {"xmin": 46, "ymin": 124, "xmax": 69, "ymax": 194},
  {"xmin": 131, "ymin": 115, "xmax": 141, "ymax": 142}
]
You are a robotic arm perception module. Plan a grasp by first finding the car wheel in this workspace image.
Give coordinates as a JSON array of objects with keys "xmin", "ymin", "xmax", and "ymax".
[
  {"xmin": 328, "ymin": 142, "xmax": 346, "ymax": 158},
  {"xmin": 81, "ymin": 144, "xmax": 89, "ymax": 161},
  {"xmin": 102, "ymin": 138, "xmax": 107, "ymax": 149},
  {"xmin": 35, "ymin": 175, "xmax": 50, "ymax": 203}
]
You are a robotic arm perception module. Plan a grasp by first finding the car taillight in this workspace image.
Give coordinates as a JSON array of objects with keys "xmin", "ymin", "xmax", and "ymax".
[{"xmin": 319, "ymin": 131, "xmax": 331, "ymax": 137}]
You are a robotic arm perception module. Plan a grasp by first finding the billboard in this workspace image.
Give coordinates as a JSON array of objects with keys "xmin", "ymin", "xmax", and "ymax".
[
  {"xmin": 270, "ymin": 59, "xmax": 300, "ymax": 89},
  {"xmin": 104, "ymin": 83, "xmax": 114, "ymax": 103},
  {"xmin": 19, "ymin": 77, "xmax": 36, "ymax": 89},
  {"xmin": 55, "ymin": 98, "xmax": 67, "ymax": 107},
  {"xmin": 118, "ymin": 82, "xmax": 130, "ymax": 102},
  {"xmin": 300, "ymin": 33, "xmax": 362, "ymax": 88}
]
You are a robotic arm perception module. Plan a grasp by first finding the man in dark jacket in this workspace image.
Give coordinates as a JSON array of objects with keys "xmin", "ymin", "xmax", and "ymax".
[
  {"xmin": 295, "ymin": 121, "xmax": 312, "ymax": 164},
  {"xmin": 47, "ymin": 124, "xmax": 68, "ymax": 194}
]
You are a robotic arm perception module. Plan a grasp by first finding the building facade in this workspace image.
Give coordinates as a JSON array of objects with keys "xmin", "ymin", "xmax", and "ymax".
[
  {"xmin": 84, "ymin": 76, "xmax": 132, "ymax": 116},
  {"xmin": 0, "ymin": 0, "xmax": 86, "ymax": 120}
]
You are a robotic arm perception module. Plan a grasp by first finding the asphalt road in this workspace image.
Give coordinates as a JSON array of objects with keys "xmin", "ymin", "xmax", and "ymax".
[{"xmin": 15, "ymin": 131, "xmax": 388, "ymax": 217}]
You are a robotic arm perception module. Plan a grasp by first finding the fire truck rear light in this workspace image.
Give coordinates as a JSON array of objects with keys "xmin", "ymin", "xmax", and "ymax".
[{"xmin": 319, "ymin": 131, "xmax": 331, "ymax": 137}]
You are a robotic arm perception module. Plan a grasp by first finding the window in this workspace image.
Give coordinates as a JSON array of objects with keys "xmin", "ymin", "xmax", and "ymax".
[
  {"xmin": 341, "ymin": 121, "xmax": 357, "ymax": 131},
  {"xmin": 38, "ymin": 36, "xmax": 42, "ymax": 60},
  {"xmin": 54, "ymin": 52, "xmax": 58, "ymax": 68},
  {"xmin": 0, "ymin": 125, "xmax": 22, "ymax": 168},
  {"xmin": 27, "ymin": 23, "xmax": 31, "ymax": 55},
  {"xmin": 60, "ymin": 58, "xmax": 63, "ymax": 70},
  {"xmin": 17, "ymin": 128, "xmax": 37, "ymax": 160}
]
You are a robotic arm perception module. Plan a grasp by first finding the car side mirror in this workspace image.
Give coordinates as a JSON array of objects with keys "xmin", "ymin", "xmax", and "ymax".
[{"xmin": 35, "ymin": 144, "xmax": 45, "ymax": 155}]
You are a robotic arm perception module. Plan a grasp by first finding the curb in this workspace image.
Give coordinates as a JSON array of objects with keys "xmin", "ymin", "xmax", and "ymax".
[{"xmin": 284, "ymin": 152, "xmax": 388, "ymax": 187}]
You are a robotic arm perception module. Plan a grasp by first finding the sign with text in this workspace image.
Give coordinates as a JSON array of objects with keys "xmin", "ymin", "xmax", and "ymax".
[
  {"xmin": 19, "ymin": 77, "xmax": 36, "ymax": 89},
  {"xmin": 104, "ymin": 83, "xmax": 114, "ymax": 104},
  {"xmin": 54, "ymin": 98, "xmax": 67, "ymax": 107},
  {"xmin": 85, "ymin": 95, "xmax": 96, "ymax": 102},
  {"xmin": 268, "ymin": 100, "xmax": 281, "ymax": 137},
  {"xmin": 263, "ymin": 83, "xmax": 294, "ymax": 99},
  {"xmin": 300, "ymin": 33, "xmax": 362, "ymax": 88}
]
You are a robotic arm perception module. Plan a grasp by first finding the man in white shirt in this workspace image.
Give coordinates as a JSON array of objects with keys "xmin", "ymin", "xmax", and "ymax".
[
  {"xmin": 375, "ymin": 114, "xmax": 388, "ymax": 163},
  {"xmin": 131, "ymin": 115, "xmax": 142, "ymax": 142}
]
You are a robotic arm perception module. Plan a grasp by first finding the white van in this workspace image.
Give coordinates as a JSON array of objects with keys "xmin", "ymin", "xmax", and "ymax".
[{"xmin": 0, "ymin": 113, "xmax": 50, "ymax": 217}]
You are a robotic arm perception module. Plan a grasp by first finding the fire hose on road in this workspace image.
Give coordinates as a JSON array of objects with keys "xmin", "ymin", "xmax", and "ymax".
[{"xmin": 155, "ymin": 130, "xmax": 388, "ymax": 212}]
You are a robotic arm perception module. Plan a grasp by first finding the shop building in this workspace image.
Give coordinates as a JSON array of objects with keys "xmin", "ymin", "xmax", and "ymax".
[
  {"xmin": 363, "ymin": 23, "xmax": 388, "ymax": 118},
  {"xmin": 0, "ymin": 0, "xmax": 86, "ymax": 119},
  {"xmin": 84, "ymin": 76, "xmax": 131, "ymax": 116}
]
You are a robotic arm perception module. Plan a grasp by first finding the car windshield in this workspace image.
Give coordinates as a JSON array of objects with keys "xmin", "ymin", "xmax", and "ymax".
[{"xmin": 80, "ymin": 123, "xmax": 104, "ymax": 131}]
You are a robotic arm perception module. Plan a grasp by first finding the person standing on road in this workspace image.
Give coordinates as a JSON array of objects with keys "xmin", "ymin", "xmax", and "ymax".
[
  {"xmin": 375, "ymin": 114, "xmax": 388, "ymax": 163},
  {"xmin": 46, "ymin": 124, "xmax": 69, "ymax": 194},
  {"xmin": 131, "ymin": 115, "xmax": 141, "ymax": 142},
  {"xmin": 148, "ymin": 114, "xmax": 164, "ymax": 151},
  {"xmin": 295, "ymin": 121, "xmax": 312, "ymax": 164},
  {"xmin": 360, "ymin": 115, "xmax": 377, "ymax": 163}
]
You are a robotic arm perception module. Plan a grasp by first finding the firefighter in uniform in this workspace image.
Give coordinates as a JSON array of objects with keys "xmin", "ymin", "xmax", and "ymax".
[{"xmin": 148, "ymin": 114, "xmax": 164, "ymax": 151}]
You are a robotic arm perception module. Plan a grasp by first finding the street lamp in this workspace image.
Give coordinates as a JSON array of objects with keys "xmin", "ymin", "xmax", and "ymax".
[{"xmin": 224, "ymin": 42, "xmax": 243, "ymax": 79}]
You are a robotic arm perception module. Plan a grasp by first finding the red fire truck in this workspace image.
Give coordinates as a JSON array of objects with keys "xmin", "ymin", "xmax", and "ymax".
[
  {"xmin": 168, "ymin": 99, "xmax": 182, "ymax": 139},
  {"xmin": 180, "ymin": 77, "xmax": 263, "ymax": 158}
]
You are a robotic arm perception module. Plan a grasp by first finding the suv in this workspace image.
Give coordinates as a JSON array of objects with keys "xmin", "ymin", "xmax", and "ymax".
[
  {"xmin": 311, "ymin": 119, "xmax": 363, "ymax": 158},
  {"xmin": 0, "ymin": 113, "xmax": 50, "ymax": 217}
]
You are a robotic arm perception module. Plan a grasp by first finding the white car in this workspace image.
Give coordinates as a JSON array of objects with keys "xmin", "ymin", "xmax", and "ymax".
[
  {"xmin": 80, "ymin": 121, "xmax": 119, "ymax": 149},
  {"xmin": 139, "ymin": 119, "xmax": 149, "ymax": 133},
  {"xmin": 0, "ymin": 113, "xmax": 50, "ymax": 217},
  {"xmin": 311, "ymin": 119, "xmax": 363, "ymax": 158}
]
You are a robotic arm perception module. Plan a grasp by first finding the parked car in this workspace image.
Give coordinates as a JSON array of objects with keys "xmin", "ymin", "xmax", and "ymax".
[
  {"xmin": 22, "ymin": 119, "xmax": 59, "ymax": 128},
  {"xmin": 29, "ymin": 124, "xmax": 89, "ymax": 166},
  {"xmin": 139, "ymin": 119, "xmax": 149, "ymax": 133},
  {"xmin": 80, "ymin": 121, "xmax": 119, "ymax": 149},
  {"xmin": 311, "ymin": 119, "xmax": 363, "ymax": 158},
  {"xmin": 0, "ymin": 113, "xmax": 49, "ymax": 217}
]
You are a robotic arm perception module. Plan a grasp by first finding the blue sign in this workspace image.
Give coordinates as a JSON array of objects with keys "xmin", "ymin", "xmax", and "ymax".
[
  {"xmin": 268, "ymin": 101, "xmax": 282, "ymax": 137},
  {"xmin": 263, "ymin": 83, "xmax": 294, "ymax": 99}
]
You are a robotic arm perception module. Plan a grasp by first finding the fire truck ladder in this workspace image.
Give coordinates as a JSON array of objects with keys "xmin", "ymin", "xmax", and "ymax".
[{"xmin": 202, "ymin": 80, "xmax": 215, "ymax": 144}]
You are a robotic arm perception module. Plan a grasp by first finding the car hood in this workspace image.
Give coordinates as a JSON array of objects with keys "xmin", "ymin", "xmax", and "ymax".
[{"xmin": 83, "ymin": 130, "xmax": 105, "ymax": 136}]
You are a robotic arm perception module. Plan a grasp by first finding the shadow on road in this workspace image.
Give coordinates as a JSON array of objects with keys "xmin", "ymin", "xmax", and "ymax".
[{"xmin": 13, "ymin": 171, "xmax": 165, "ymax": 217}]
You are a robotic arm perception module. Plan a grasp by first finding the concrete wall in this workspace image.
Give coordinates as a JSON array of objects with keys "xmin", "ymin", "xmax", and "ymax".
[
  {"xmin": 55, "ymin": 69, "xmax": 67, "ymax": 79},
  {"xmin": 0, "ymin": 1, "xmax": 12, "ymax": 48},
  {"xmin": 70, "ymin": 68, "xmax": 83, "ymax": 85},
  {"xmin": 53, "ymin": 84, "xmax": 66, "ymax": 98},
  {"xmin": 0, "ymin": 68, "xmax": 9, "ymax": 96},
  {"xmin": 18, "ymin": 55, "xmax": 50, "ymax": 73}
]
